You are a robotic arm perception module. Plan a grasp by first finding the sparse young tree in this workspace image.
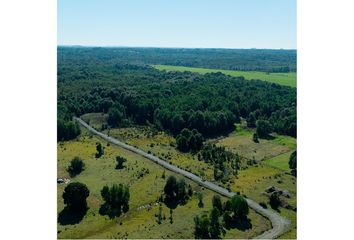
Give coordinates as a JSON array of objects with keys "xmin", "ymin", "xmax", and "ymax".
[
  {"xmin": 157, "ymin": 204, "xmax": 163, "ymax": 224},
  {"xmin": 95, "ymin": 142, "xmax": 104, "ymax": 158},
  {"xmin": 197, "ymin": 192, "xmax": 204, "ymax": 208}
]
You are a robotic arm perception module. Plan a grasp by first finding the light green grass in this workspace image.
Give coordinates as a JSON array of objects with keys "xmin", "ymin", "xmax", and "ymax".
[
  {"xmin": 81, "ymin": 112, "xmax": 108, "ymax": 130},
  {"xmin": 153, "ymin": 65, "xmax": 297, "ymax": 87},
  {"xmin": 264, "ymin": 152, "xmax": 292, "ymax": 171},
  {"xmin": 209, "ymin": 130, "xmax": 291, "ymax": 162}
]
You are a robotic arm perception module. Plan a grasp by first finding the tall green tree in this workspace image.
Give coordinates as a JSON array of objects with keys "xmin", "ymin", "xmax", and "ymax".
[
  {"xmin": 62, "ymin": 182, "xmax": 90, "ymax": 211},
  {"xmin": 230, "ymin": 195, "xmax": 249, "ymax": 219},
  {"xmin": 212, "ymin": 195, "xmax": 223, "ymax": 213}
]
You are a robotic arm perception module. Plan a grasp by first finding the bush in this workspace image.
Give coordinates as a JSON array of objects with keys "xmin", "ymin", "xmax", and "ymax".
[
  {"xmin": 95, "ymin": 142, "xmax": 104, "ymax": 158},
  {"xmin": 116, "ymin": 156, "xmax": 127, "ymax": 169},
  {"xmin": 68, "ymin": 156, "xmax": 85, "ymax": 177}
]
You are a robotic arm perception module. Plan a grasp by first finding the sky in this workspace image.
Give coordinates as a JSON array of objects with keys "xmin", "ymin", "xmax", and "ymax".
[{"xmin": 58, "ymin": 0, "xmax": 296, "ymax": 49}]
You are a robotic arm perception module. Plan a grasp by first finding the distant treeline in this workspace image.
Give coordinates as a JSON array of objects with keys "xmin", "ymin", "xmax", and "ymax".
[
  {"xmin": 57, "ymin": 48, "xmax": 296, "ymax": 141},
  {"xmin": 58, "ymin": 46, "xmax": 296, "ymax": 73}
]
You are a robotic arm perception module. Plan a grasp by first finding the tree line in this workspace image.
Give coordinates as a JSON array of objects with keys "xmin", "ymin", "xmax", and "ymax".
[{"xmin": 58, "ymin": 47, "xmax": 296, "ymax": 72}]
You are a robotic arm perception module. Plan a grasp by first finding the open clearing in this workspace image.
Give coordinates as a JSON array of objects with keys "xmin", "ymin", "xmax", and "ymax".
[
  {"xmin": 153, "ymin": 64, "xmax": 296, "ymax": 87},
  {"xmin": 57, "ymin": 127, "xmax": 270, "ymax": 239}
]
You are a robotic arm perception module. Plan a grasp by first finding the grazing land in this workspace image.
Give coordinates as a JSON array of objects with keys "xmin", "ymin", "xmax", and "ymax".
[{"xmin": 153, "ymin": 65, "xmax": 296, "ymax": 87}]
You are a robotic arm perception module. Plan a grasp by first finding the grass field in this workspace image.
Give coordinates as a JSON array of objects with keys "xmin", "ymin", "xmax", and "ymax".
[
  {"xmin": 153, "ymin": 65, "xmax": 297, "ymax": 87},
  {"xmin": 57, "ymin": 127, "xmax": 270, "ymax": 239},
  {"xmin": 264, "ymin": 152, "xmax": 292, "ymax": 171}
]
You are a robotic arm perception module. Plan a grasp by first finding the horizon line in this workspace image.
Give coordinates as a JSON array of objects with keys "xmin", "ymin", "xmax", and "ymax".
[{"xmin": 57, "ymin": 44, "xmax": 297, "ymax": 51}]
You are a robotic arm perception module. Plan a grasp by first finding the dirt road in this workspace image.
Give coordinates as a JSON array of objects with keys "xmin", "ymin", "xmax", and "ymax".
[{"xmin": 74, "ymin": 117, "xmax": 290, "ymax": 239}]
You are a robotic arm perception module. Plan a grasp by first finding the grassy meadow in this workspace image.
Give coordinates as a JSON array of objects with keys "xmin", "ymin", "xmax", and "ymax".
[
  {"xmin": 153, "ymin": 65, "xmax": 297, "ymax": 87},
  {"xmin": 57, "ymin": 126, "xmax": 270, "ymax": 239}
]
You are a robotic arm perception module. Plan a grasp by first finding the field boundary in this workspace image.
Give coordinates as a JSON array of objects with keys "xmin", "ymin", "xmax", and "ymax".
[{"xmin": 74, "ymin": 117, "xmax": 290, "ymax": 239}]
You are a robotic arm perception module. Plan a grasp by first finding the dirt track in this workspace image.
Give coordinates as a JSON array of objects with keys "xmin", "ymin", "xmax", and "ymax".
[{"xmin": 74, "ymin": 117, "xmax": 290, "ymax": 239}]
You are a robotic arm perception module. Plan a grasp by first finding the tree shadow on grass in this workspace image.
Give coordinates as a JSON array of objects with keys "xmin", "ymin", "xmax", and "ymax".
[
  {"xmin": 58, "ymin": 206, "xmax": 88, "ymax": 225},
  {"xmin": 260, "ymin": 134, "xmax": 276, "ymax": 140},
  {"xmin": 224, "ymin": 217, "xmax": 252, "ymax": 231},
  {"xmin": 99, "ymin": 203, "xmax": 122, "ymax": 219},
  {"xmin": 164, "ymin": 197, "xmax": 188, "ymax": 210}
]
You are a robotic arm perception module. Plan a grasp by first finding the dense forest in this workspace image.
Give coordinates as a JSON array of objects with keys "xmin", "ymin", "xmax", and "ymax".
[
  {"xmin": 57, "ymin": 47, "xmax": 296, "ymax": 141},
  {"xmin": 58, "ymin": 47, "xmax": 296, "ymax": 72}
]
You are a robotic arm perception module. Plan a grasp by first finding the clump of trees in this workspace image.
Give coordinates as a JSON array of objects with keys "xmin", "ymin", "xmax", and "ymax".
[
  {"xmin": 176, "ymin": 128, "xmax": 203, "ymax": 152},
  {"xmin": 67, "ymin": 156, "xmax": 85, "ymax": 177},
  {"xmin": 100, "ymin": 184, "xmax": 130, "ymax": 218},
  {"xmin": 95, "ymin": 142, "xmax": 104, "ymax": 158},
  {"xmin": 116, "ymin": 156, "xmax": 127, "ymax": 169},
  {"xmin": 198, "ymin": 144, "xmax": 240, "ymax": 180},
  {"xmin": 163, "ymin": 176, "xmax": 192, "ymax": 205},
  {"xmin": 62, "ymin": 182, "xmax": 90, "ymax": 212},
  {"xmin": 256, "ymin": 119, "xmax": 272, "ymax": 138},
  {"xmin": 57, "ymin": 119, "xmax": 81, "ymax": 141},
  {"xmin": 194, "ymin": 194, "xmax": 250, "ymax": 239},
  {"xmin": 289, "ymin": 150, "xmax": 297, "ymax": 176}
]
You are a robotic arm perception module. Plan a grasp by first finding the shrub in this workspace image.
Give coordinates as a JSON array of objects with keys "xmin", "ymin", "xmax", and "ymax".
[
  {"xmin": 67, "ymin": 156, "xmax": 85, "ymax": 177},
  {"xmin": 269, "ymin": 192, "xmax": 281, "ymax": 210},
  {"xmin": 116, "ymin": 156, "xmax": 127, "ymax": 169}
]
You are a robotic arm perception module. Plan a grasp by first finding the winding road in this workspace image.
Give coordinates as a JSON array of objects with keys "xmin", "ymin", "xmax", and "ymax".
[{"xmin": 74, "ymin": 117, "xmax": 290, "ymax": 239}]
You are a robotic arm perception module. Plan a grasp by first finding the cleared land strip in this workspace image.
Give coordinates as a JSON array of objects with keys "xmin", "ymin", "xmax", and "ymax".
[{"xmin": 74, "ymin": 117, "xmax": 290, "ymax": 239}]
